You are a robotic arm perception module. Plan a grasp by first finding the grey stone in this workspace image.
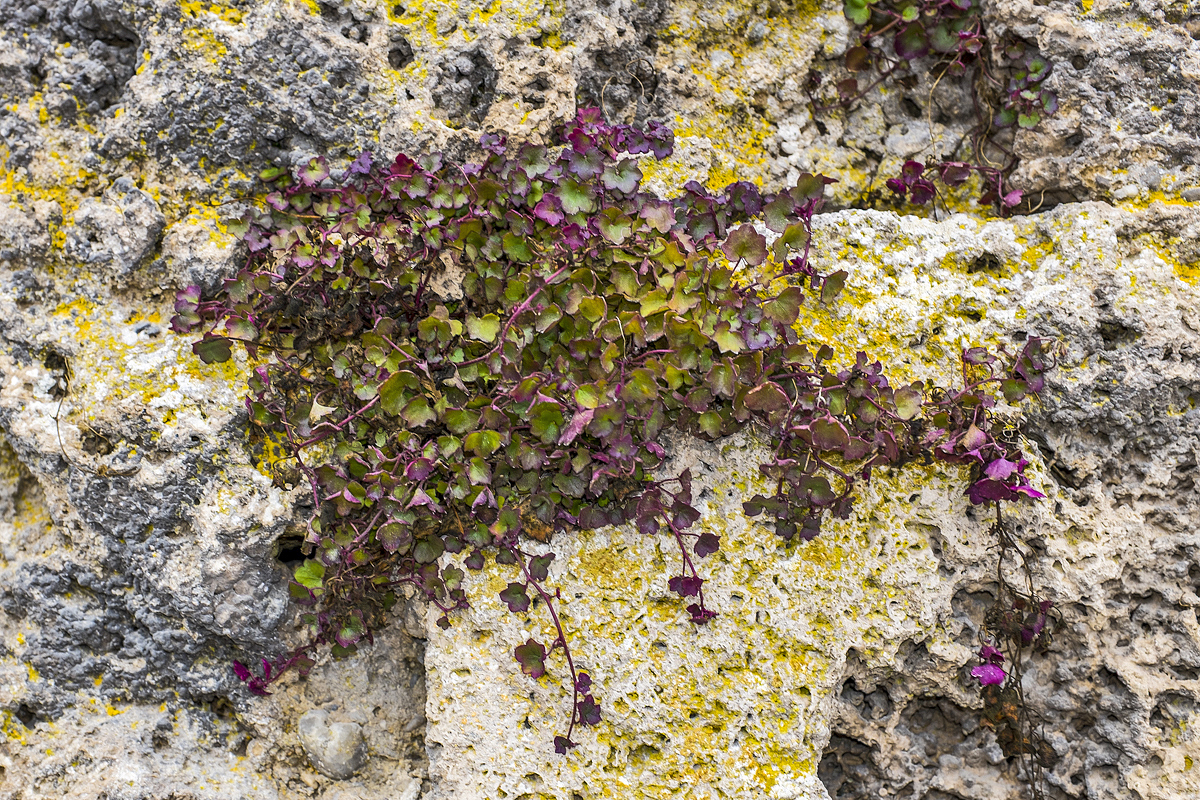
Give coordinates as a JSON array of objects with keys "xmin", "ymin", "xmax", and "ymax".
[
  {"xmin": 299, "ymin": 708, "xmax": 368, "ymax": 780},
  {"xmin": 0, "ymin": 0, "xmax": 1195, "ymax": 797}
]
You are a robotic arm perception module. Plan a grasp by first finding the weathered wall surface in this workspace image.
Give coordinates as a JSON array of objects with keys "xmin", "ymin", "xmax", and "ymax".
[{"xmin": 0, "ymin": 0, "xmax": 1197, "ymax": 799}]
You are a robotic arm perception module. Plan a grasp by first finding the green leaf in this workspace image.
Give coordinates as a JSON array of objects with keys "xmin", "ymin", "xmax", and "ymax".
[
  {"xmin": 1001, "ymin": 378, "xmax": 1028, "ymax": 403},
  {"xmin": 597, "ymin": 208, "xmax": 633, "ymax": 244},
  {"xmin": 443, "ymin": 408, "xmax": 481, "ymax": 434},
  {"xmin": 763, "ymin": 287, "xmax": 804, "ymax": 324},
  {"xmin": 772, "ymin": 222, "xmax": 809, "ymax": 263},
  {"xmin": 401, "ymin": 397, "xmax": 436, "ymax": 427},
  {"xmin": 575, "ymin": 384, "xmax": 602, "ymax": 409},
  {"xmin": 763, "ymin": 194, "xmax": 795, "ymax": 233},
  {"xmin": 1018, "ymin": 111, "xmax": 1041, "ymax": 129},
  {"xmin": 721, "ymin": 224, "xmax": 768, "ymax": 267},
  {"xmin": 843, "ymin": 0, "xmax": 870, "ymax": 25},
  {"xmin": 380, "ymin": 372, "xmax": 414, "ymax": 415},
  {"xmin": 413, "ymin": 536, "xmax": 445, "ymax": 564},
  {"xmin": 294, "ymin": 559, "xmax": 325, "ymax": 589},
  {"xmin": 801, "ymin": 475, "xmax": 837, "ymax": 506},
  {"xmin": 601, "ymin": 158, "xmax": 642, "ymax": 193},
  {"xmin": 811, "ymin": 416, "xmax": 850, "ymax": 451},
  {"xmin": 300, "ymin": 156, "xmax": 330, "ymax": 185},
  {"xmin": 465, "ymin": 430, "xmax": 502, "ymax": 457},
  {"xmin": 514, "ymin": 639, "xmax": 547, "ymax": 678},
  {"xmin": 535, "ymin": 305, "xmax": 562, "ymax": 332},
  {"xmin": 618, "ymin": 369, "xmax": 659, "ymax": 403},
  {"xmin": 744, "ymin": 381, "xmax": 790, "ymax": 411},
  {"xmin": 640, "ymin": 288, "xmax": 670, "ymax": 317},
  {"xmin": 559, "ymin": 178, "xmax": 595, "ymax": 214},
  {"xmin": 706, "ymin": 363, "xmax": 736, "ymax": 397},
  {"xmin": 894, "ymin": 385, "xmax": 923, "ymax": 420},
  {"xmin": 502, "ymin": 233, "xmax": 534, "ymax": 262},
  {"xmin": 698, "ymin": 411, "xmax": 723, "ymax": 437},
  {"xmin": 821, "ymin": 270, "xmax": 848, "ymax": 305},
  {"xmin": 930, "ymin": 23, "xmax": 958, "ymax": 53},
  {"xmin": 500, "ymin": 582, "xmax": 531, "ymax": 612},
  {"xmin": 466, "ymin": 313, "xmax": 502, "ymax": 343},
  {"xmin": 579, "ymin": 296, "xmax": 607, "ymax": 323},
  {"xmin": 714, "ymin": 325, "xmax": 745, "ymax": 354},
  {"xmin": 193, "ymin": 336, "xmax": 232, "ymax": 364},
  {"xmin": 378, "ymin": 522, "xmax": 412, "ymax": 553}
]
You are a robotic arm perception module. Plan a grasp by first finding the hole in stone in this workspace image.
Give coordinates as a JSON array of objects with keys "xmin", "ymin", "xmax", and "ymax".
[
  {"xmin": 1098, "ymin": 319, "xmax": 1139, "ymax": 350},
  {"xmin": 15, "ymin": 703, "xmax": 38, "ymax": 729},
  {"xmin": 967, "ymin": 253, "xmax": 1001, "ymax": 274},
  {"xmin": 275, "ymin": 532, "xmax": 307, "ymax": 568},
  {"xmin": 389, "ymin": 37, "xmax": 414, "ymax": 70}
]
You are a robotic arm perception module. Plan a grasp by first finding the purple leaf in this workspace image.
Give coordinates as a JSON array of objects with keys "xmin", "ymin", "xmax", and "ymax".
[
  {"xmin": 559, "ymin": 408, "xmax": 594, "ymax": 446},
  {"xmin": 901, "ymin": 160, "xmax": 926, "ymax": 184},
  {"xmin": 514, "ymin": 639, "xmax": 547, "ymax": 678},
  {"xmin": 984, "ymin": 458, "xmax": 1019, "ymax": 481},
  {"xmin": 577, "ymin": 694, "xmax": 602, "ymax": 726},
  {"xmin": 895, "ymin": 22, "xmax": 930, "ymax": 60},
  {"xmin": 233, "ymin": 661, "xmax": 251, "ymax": 681},
  {"xmin": 694, "ymin": 532, "xmax": 720, "ymax": 558},
  {"xmin": 971, "ymin": 663, "xmax": 1006, "ymax": 686},
  {"xmin": 554, "ymin": 735, "xmax": 577, "ymax": 755},
  {"xmin": 967, "ymin": 479, "xmax": 1014, "ymax": 504},
  {"xmin": 960, "ymin": 425, "xmax": 988, "ymax": 451},
  {"xmin": 534, "ymin": 195, "xmax": 565, "ymax": 226},
  {"xmin": 909, "ymin": 178, "xmax": 936, "ymax": 205},
  {"xmin": 979, "ymin": 645, "xmax": 1004, "ymax": 663},
  {"xmin": 405, "ymin": 457, "xmax": 435, "ymax": 480},
  {"xmin": 810, "ymin": 416, "xmax": 850, "ymax": 451},
  {"xmin": 562, "ymin": 223, "xmax": 586, "ymax": 250},
  {"xmin": 668, "ymin": 575, "xmax": 703, "ymax": 597},
  {"xmin": 346, "ymin": 150, "xmax": 374, "ymax": 177},
  {"xmin": 500, "ymin": 582, "xmax": 531, "ymax": 613}
]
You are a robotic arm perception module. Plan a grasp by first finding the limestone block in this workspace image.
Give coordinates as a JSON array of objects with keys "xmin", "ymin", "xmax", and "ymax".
[{"xmin": 423, "ymin": 201, "xmax": 1200, "ymax": 799}]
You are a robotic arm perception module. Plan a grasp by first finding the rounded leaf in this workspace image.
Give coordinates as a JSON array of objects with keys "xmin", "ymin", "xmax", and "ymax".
[{"xmin": 895, "ymin": 22, "xmax": 929, "ymax": 60}]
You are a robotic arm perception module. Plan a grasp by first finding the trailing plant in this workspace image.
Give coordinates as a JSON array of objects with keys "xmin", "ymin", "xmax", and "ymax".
[
  {"xmin": 810, "ymin": 0, "xmax": 1058, "ymax": 213},
  {"xmin": 174, "ymin": 110, "xmax": 1056, "ymax": 755},
  {"xmin": 969, "ymin": 509, "xmax": 1061, "ymax": 799}
]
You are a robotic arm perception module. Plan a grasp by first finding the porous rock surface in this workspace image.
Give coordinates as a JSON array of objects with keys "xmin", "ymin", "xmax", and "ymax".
[{"xmin": 0, "ymin": 0, "xmax": 1196, "ymax": 799}]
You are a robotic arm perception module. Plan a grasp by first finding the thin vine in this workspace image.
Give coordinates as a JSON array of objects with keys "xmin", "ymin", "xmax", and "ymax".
[{"xmin": 810, "ymin": 0, "xmax": 1059, "ymax": 213}]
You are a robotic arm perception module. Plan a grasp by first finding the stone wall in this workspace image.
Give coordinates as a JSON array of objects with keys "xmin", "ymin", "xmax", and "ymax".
[{"xmin": 0, "ymin": 1, "xmax": 1197, "ymax": 799}]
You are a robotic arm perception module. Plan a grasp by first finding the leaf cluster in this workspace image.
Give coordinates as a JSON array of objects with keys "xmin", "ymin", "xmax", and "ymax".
[
  {"xmin": 819, "ymin": 0, "xmax": 1059, "ymax": 214},
  {"xmin": 176, "ymin": 110, "xmax": 1055, "ymax": 751}
]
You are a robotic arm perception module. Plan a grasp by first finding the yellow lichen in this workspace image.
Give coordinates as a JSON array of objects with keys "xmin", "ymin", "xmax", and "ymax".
[{"xmin": 180, "ymin": 0, "xmax": 245, "ymax": 24}]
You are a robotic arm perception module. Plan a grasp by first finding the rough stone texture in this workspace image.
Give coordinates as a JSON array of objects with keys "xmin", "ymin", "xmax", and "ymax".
[
  {"xmin": 298, "ymin": 709, "xmax": 368, "ymax": 779},
  {"xmin": 0, "ymin": 0, "xmax": 1196, "ymax": 798},
  {"xmin": 424, "ymin": 201, "xmax": 1200, "ymax": 800}
]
